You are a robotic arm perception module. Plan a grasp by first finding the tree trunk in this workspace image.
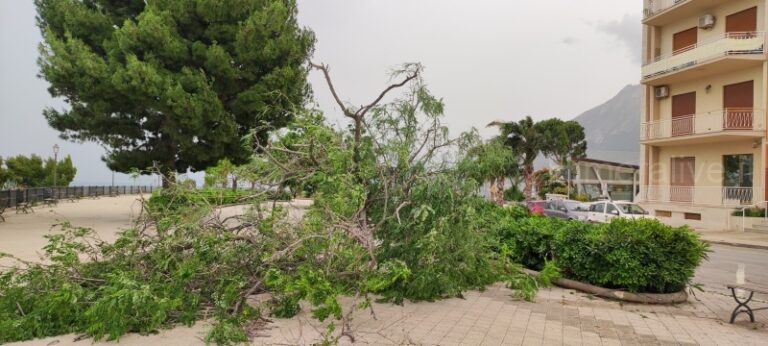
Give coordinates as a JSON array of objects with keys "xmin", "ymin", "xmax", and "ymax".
[
  {"xmin": 161, "ymin": 173, "xmax": 175, "ymax": 189},
  {"xmin": 496, "ymin": 176, "xmax": 505, "ymax": 205},
  {"xmin": 232, "ymin": 176, "xmax": 238, "ymax": 191},
  {"xmin": 352, "ymin": 115, "xmax": 363, "ymax": 177},
  {"xmin": 523, "ymin": 165, "xmax": 534, "ymax": 200},
  {"xmin": 489, "ymin": 178, "xmax": 498, "ymax": 204}
]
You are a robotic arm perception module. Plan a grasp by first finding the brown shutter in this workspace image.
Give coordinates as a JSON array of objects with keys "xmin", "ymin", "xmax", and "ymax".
[
  {"xmin": 671, "ymin": 157, "xmax": 695, "ymax": 186},
  {"xmin": 673, "ymin": 27, "xmax": 698, "ymax": 54},
  {"xmin": 726, "ymin": 7, "xmax": 758, "ymax": 33},
  {"xmin": 724, "ymin": 81, "xmax": 754, "ymax": 129},
  {"xmin": 672, "ymin": 92, "xmax": 696, "ymax": 117},
  {"xmin": 724, "ymin": 81, "xmax": 754, "ymax": 108},
  {"xmin": 671, "ymin": 157, "xmax": 695, "ymax": 202},
  {"xmin": 671, "ymin": 92, "xmax": 696, "ymax": 136}
]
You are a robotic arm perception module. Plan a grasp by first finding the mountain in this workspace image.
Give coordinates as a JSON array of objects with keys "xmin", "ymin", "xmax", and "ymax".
[{"xmin": 573, "ymin": 84, "xmax": 641, "ymax": 165}]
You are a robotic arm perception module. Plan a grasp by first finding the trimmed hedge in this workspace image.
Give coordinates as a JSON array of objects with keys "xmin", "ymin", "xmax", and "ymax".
[
  {"xmin": 495, "ymin": 210, "xmax": 709, "ymax": 294},
  {"xmin": 732, "ymin": 207, "xmax": 765, "ymax": 217}
]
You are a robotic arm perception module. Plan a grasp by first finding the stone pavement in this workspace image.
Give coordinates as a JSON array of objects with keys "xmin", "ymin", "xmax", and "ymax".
[
  {"xmin": 3, "ymin": 198, "xmax": 767, "ymax": 345},
  {"xmin": 253, "ymin": 284, "xmax": 768, "ymax": 345},
  {"xmin": 11, "ymin": 284, "xmax": 767, "ymax": 346},
  {"xmin": 697, "ymin": 229, "xmax": 768, "ymax": 250}
]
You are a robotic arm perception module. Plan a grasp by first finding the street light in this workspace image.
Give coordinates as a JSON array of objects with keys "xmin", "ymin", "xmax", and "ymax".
[{"xmin": 53, "ymin": 144, "xmax": 60, "ymax": 199}]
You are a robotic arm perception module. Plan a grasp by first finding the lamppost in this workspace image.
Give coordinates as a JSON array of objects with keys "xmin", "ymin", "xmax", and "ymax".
[{"xmin": 53, "ymin": 144, "xmax": 60, "ymax": 199}]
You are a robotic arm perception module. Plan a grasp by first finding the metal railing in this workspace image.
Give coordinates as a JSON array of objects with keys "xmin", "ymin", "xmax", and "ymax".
[
  {"xmin": 642, "ymin": 32, "xmax": 765, "ymax": 79},
  {"xmin": 0, "ymin": 185, "xmax": 157, "ymax": 209},
  {"xmin": 643, "ymin": 0, "xmax": 686, "ymax": 18},
  {"xmin": 641, "ymin": 108, "xmax": 764, "ymax": 140},
  {"xmin": 643, "ymin": 185, "xmax": 762, "ymax": 206}
]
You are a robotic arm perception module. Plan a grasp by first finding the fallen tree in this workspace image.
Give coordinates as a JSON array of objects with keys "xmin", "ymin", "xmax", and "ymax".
[{"xmin": 0, "ymin": 64, "xmax": 545, "ymax": 345}]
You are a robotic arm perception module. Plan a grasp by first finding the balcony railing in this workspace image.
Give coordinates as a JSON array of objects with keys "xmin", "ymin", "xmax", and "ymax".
[
  {"xmin": 643, "ymin": 0, "xmax": 686, "ymax": 18},
  {"xmin": 641, "ymin": 108, "xmax": 764, "ymax": 141},
  {"xmin": 643, "ymin": 185, "xmax": 763, "ymax": 206},
  {"xmin": 642, "ymin": 32, "xmax": 765, "ymax": 80}
]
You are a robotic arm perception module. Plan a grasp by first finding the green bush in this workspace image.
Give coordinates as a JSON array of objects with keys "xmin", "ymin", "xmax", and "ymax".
[
  {"xmin": 573, "ymin": 193, "xmax": 591, "ymax": 202},
  {"xmin": 503, "ymin": 186, "xmax": 525, "ymax": 202},
  {"xmin": 732, "ymin": 208, "xmax": 765, "ymax": 217},
  {"xmin": 494, "ymin": 216, "xmax": 562, "ymax": 270},
  {"xmin": 496, "ymin": 216, "xmax": 709, "ymax": 293}
]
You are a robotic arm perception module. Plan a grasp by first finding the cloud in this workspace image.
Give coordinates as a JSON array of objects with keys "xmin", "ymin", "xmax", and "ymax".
[
  {"xmin": 561, "ymin": 37, "xmax": 578, "ymax": 45},
  {"xmin": 594, "ymin": 13, "xmax": 642, "ymax": 64}
]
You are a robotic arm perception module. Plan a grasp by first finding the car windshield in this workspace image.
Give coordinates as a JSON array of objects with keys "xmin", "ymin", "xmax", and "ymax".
[
  {"xmin": 563, "ymin": 201, "xmax": 581, "ymax": 211},
  {"xmin": 616, "ymin": 203, "xmax": 646, "ymax": 215}
]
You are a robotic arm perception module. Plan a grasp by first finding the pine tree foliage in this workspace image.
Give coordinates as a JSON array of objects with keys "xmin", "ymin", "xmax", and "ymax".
[{"xmin": 35, "ymin": 0, "xmax": 315, "ymax": 183}]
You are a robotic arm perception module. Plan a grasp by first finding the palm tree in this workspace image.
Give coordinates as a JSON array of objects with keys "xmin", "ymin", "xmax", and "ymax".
[{"xmin": 488, "ymin": 116, "xmax": 544, "ymax": 200}]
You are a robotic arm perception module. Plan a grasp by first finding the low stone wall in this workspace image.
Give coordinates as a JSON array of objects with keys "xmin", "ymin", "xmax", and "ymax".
[
  {"xmin": 728, "ymin": 214, "xmax": 765, "ymax": 231},
  {"xmin": 524, "ymin": 269, "xmax": 688, "ymax": 305}
]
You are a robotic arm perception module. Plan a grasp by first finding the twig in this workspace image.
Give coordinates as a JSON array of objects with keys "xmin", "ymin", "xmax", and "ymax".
[{"xmin": 233, "ymin": 278, "xmax": 264, "ymax": 314}]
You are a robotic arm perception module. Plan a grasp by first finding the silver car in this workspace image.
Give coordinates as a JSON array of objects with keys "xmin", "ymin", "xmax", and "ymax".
[{"xmin": 544, "ymin": 199, "xmax": 590, "ymax": 221}]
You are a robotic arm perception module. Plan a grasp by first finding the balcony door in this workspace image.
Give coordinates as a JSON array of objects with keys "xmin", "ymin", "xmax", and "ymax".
[
  {"xmin": 724, "ymin": 81, "xmax": 754, "ymax": 129},
  {"xmin": 726, "ymin": 7, "xmax": 757, "ymax": 35},
  {"xmin": 723, "ymin": 154, "xmax": 754, "ymax": 204},
  {"xmin": 672, "ymin": 92, "xmax": 696, "ymax": 136},
  {"xmin": 673, "ymin": 27, "xmax": 697, "ymax": 54},
  {"xmin": 671, "ymin": 157, "xmax": 695, "ymax": 203}
]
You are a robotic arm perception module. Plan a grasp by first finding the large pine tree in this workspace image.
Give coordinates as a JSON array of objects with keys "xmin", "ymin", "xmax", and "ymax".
[{"xmin": 35, "ymin": 0, "xmax": 315, "ymax": 186}]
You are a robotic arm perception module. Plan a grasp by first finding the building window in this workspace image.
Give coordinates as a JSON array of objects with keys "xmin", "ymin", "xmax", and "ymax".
[
  {"xmin": 723, "ymin": 154, "xmax": 753, "ymax": 187},
  {"xmin": 656, "ymin": 210, "xmax": 672, "ymax": 218},
  {"xmin": 684, "ymin": 213, "xmax": 702, "ymax": 221}
]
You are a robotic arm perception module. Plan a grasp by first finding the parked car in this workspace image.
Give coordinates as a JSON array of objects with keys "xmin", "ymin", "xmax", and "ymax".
[
  {"xmin": 526, "ymin": 200, "xmax": 546, "ymax": 215},
  {"xmin": 542, "ymin": 199, "xmax": 590, "ymax": 221},
  {"xmin": 586, "ymin": 200, "xmax": 652, "ymax": 223}
]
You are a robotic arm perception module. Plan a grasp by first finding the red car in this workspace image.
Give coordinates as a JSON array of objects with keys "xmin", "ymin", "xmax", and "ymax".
[{"xmin": 526, "ymin": 200, "xmax": 546, "ymax": 216}]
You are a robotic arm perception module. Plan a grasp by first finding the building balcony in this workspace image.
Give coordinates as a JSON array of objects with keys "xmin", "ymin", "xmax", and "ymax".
[
  {"xmin": 641, "ymin": 108, "xmax": 765, "ymax": 144},
  {"xmin": 643, "ymin": 185, "xmax": 763, "ymax": 206},
  {"xmin": 643, "ymin": 0, "xmax": 728, "ymax": 26},
  {"xmin": 641, "ymin": 32, "xmax": 766, "ymax": 85},
  {"xmin": 643, "ymin": 0, "xmax": 687, "ymax": 20}
]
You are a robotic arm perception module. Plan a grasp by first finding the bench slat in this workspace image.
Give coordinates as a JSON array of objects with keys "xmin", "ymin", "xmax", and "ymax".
[{"xmin": 727, "ymin": 283, "xmax": 768, "ymax": 295}]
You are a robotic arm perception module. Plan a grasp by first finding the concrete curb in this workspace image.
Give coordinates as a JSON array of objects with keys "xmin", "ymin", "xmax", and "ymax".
[
  {"xmin": 523, "ymin": 269, "xmax": 689, "ymax": 305},
  {"xmin": 703, "ymin": 240, "xmax": 768, "ymax": 251}
]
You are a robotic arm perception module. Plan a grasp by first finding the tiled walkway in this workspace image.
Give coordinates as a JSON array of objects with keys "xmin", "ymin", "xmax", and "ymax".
[{"xmin": 254, "ymin": 284, "xmax": 768, "ymax": 345}]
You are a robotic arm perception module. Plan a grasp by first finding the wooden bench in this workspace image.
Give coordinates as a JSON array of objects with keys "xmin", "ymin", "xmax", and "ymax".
[
  {"xmin": 727, "ymin": 283, "xmax": 768, "ymax": 323},
  {"xmin": 43, "ymin": 198, "xmax": 58, "ymax": 207},
  {"xmin": 66, "ymin": 195, "xmax": 79, "ymax": 202},
  {"xmin": 0, "ymin": 207, "xmax": 5, "ymax": 222}
]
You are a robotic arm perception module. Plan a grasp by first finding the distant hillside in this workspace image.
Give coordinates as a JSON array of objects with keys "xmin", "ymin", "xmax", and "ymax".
[{"xmin": 573, "ymin": 84, "xmax": 641, "ymax": 165}]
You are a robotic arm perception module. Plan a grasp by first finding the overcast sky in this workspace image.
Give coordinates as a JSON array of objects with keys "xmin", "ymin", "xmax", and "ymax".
[{"xmin": 0, "ymin": 0, "xmax": 641, "ymax": 186}]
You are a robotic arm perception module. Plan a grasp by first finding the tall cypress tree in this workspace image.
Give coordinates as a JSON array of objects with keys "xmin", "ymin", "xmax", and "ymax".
[{"xmin": 35, "ymin": 0, "xmax": 315, "ymax": 186}]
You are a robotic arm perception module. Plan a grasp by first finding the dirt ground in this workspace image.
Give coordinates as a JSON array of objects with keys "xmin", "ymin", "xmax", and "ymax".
[{"xmin": 0, "ymin": 195, "xmax": 145, "ymax": 263}]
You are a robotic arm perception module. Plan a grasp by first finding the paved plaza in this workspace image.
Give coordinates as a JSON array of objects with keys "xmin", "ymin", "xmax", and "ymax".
[
  {"xmin": 1, "ymin": 196, "xmax": 767, "ymax": 345},
  {"xmin": 252, "ymin": 283, "xmax": 768, "ymax": 346}
]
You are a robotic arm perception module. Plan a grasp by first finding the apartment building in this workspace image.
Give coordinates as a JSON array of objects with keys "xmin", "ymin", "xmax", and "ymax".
[{"xmin": 640, "ymin": 0, "xmax": 767, "ymax": 229}]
